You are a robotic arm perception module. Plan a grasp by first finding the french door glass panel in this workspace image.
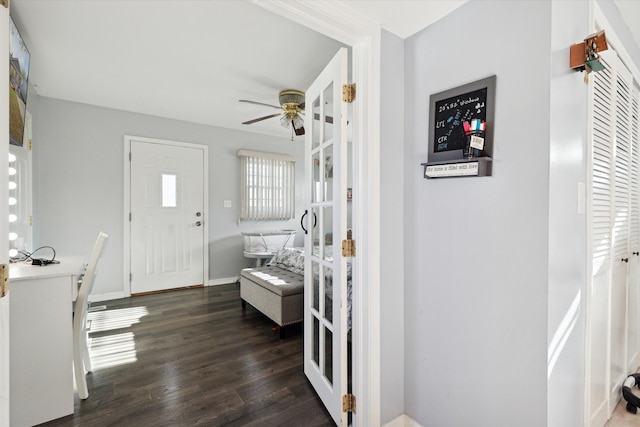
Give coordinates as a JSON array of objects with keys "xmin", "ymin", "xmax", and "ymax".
[{"xmin": 304, "ymin": 47, "xmax": 348, "ymax": 426}]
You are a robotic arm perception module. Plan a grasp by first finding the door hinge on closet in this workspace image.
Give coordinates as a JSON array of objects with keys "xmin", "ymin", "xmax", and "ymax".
[
  {"xmin": 129, "ymin": 273, "xmax": 132, "ymax": 282},
  {"xmin": 28, "ymin": 139, "xmax": 32, "ymax": 150},
  {"xmin": 342, "ymin": 393, "xmax": 356, "ymax": 413},
  {"xmin": 342, "ymin": 239, "xmax": 355, "ymax": 257},
  {"xmin": 342, "ymin": 83, "xmax": 356, "ymax": 103}
]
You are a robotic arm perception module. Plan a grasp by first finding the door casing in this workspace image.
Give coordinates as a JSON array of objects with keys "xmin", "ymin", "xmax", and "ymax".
[{"xmin": 123, "ymin": 135, "xmax": 209, "ymax": 296}]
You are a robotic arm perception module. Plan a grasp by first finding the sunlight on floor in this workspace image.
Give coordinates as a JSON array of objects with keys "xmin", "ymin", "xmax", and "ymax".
[{"xmin": 87, "ymin": 306, "xmax": 149, "ymax": 370}]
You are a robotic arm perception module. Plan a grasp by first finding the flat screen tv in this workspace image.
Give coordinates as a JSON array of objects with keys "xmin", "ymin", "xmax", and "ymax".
[{"xmin": 9, "ymin": 16, "xmax": 30, "ymax": 147}]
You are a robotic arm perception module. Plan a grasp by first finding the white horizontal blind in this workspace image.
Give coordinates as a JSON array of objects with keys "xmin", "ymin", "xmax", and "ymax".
[{"xmin": 238, "ymin": 150, "xmax": 295, "ymax": 221}]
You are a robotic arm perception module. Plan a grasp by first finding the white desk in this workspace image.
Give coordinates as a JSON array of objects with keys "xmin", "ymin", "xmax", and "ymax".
[{"xmin": 9, "ymin": 256, "xmax": 84, "ymax": 427}]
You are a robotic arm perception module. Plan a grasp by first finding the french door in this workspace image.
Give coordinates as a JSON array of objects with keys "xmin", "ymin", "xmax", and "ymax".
[
  {"xmin": 588, "ymin": 50, "xmax": 640, "ymax": 426},
  {"xmin": 304, "ymin": 47, "xmax": 349, "ymax": 426},
  {"xmin": 127, "ymin": 136, "xmax": 207, "ymax": 294}
]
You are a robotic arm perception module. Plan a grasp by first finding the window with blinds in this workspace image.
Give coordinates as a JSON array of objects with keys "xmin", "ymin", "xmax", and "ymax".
[{"xmin": 237, "ymin": 149, "xmax": 296, "ymax": 221}]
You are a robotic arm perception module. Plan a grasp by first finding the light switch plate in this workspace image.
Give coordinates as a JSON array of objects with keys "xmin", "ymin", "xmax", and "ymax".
[
  {"xmin": 0, "ymin": 263, "xmax": 8, "ymax": 298},
  {"xmin": 223, "ymin": 200, "xmax": 232, "ymax": 208}
]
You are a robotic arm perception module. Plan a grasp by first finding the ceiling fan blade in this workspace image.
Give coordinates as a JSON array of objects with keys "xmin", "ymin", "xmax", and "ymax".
[
  {"xmin": 242, "ymin": 113, "xmax": 282, "ymax": 125},
  {"xmin": 298, "ymin": 101, "xmax": 305, "ymax": 110},
  {"xmin": 294, "ymin": 126, "xmax": 305, "ymax": 136},
  {"xmin": 239, "ymin": 99, "xmax": 283, "ymax": 110}
]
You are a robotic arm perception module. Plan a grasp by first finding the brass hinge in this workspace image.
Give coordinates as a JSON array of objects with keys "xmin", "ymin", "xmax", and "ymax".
[
  {"xmin": 129, "ymin": 212, "xmax": 132, "ymax": 222},
  {"xmin": 129, "ymin": 152, "xmax": 132, "ymax": 161},
  {"xmin": 342, "ymin": 393, "xmax": 356, "ymax": 413},
  {"xmin": 342, "ymin": 83, "xmax": 356, "ymax": 103},
  {"xmin": 342, "ymin": 239, "xmax": 355, "ymax": 257},
  {"xmin": 0, "ymin": 264, "xmax": 8, "ymax": 298},
  {"xmin": 29, "ymin": 215, "xmax": 33, "ymax": 226},
  {"xmin": 129, "ymin": 273, "xmax": 132, "ymax": 281},
  {"xmin": 28, "ymin": 139, "xmax": 32, "ymax": 150}
]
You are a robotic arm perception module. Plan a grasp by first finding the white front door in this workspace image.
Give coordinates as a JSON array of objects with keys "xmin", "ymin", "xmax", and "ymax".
[
  {"xmin": 304, "ymin": 47, "xmax": 349, "ymax": 426},
  {"xmin": 128, "ymin": 137, "xmax": 207, "ymax": 294}
]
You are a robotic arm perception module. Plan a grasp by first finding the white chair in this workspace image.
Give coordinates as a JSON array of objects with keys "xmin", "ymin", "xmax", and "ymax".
[{"xmin": 73, "ymin": 231, "xmax": 109, "ymax": 400}]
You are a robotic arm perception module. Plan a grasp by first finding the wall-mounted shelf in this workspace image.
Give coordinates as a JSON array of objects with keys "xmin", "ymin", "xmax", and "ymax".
[{"xmin": 421, "ymin": 157, "xmax": 492, "ymax": 179}]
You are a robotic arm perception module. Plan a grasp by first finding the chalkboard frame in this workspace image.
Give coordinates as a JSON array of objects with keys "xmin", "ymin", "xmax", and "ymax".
[{"xmin": 427, "ymin": 75, "xmax": 496, "ymax": 162}]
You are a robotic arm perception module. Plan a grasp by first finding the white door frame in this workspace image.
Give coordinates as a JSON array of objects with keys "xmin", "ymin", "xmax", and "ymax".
[
  {"xmin": 123, "ymin": 135, "xmax": 209, "ymax": 297},
  {"xmin": 0, "ymin": 6, "xmax": 10, "ymax": 426},
  {"xmin": 254, "ymin": 2, "xmax": 382, "ymax": 425}
]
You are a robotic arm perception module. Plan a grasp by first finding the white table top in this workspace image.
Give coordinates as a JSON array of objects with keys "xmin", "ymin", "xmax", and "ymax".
[{"xmin": 9, "ymin": 255, "xmax": 85, "ymax": 281}]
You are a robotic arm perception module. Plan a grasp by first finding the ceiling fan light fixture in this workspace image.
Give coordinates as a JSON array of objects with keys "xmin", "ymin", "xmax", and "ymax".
[
  {"xmin": 292, "ymin": 114, "xmax": 304, "ymax": 130},
  {"xmin": 280, "ymin": 115, "xmax": 291, "ymax": 128}
]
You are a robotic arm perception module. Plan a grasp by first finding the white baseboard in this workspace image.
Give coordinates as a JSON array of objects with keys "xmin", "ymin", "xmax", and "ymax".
[
  {"xmin": 383, "ymin": 414, "xmax": 422, "ymax": 427},
  {"xmin": 208, "ymin": 276, "xmax": 239, "ymax": 286}
]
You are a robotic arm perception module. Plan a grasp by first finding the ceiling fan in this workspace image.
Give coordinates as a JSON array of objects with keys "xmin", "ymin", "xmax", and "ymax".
[{"xmin": 240, "ymin": 90, "xmax": 306, "ymax": 139}]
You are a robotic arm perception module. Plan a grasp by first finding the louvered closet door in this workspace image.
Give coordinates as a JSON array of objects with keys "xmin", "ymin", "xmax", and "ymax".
[
  {"xmin": 609, "ymin": 55, "xmax": 633, "ymax": 410},
  {"xmin": 588, "ymin": 51, "xmax": 640, "ymax": 427},
  {"xmin": 627, "ymin": 83, "xmax": 640, "ymax": 372},
  {"xmin": 589, "ymin": 54, "xmax": 614, "ymax": 427}
]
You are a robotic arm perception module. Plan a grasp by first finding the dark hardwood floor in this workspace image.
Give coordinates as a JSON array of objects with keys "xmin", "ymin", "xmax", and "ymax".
[{"xmin": 39, "ymin": 283, "xmax": 334, "ymax": 427}]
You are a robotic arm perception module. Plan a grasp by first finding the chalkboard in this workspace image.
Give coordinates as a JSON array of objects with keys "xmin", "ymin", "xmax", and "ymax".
[
  {"xmin": 433, "ymin": 87, "xmax": 487, "ymax": 152},
  {"xmin": 428, "ymin": 75, "xmax": 496, "ymax": 162}
]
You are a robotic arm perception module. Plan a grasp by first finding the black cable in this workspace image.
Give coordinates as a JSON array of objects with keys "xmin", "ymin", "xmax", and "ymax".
[{"xmin": 10, "ymin": 245, "xmax": 59, "ymax": 264}]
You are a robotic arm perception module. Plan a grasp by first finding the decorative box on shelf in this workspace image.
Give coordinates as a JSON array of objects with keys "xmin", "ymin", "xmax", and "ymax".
[{"xmin": 421, "ymin": 157, "xmax": 492, "ymax": 179}]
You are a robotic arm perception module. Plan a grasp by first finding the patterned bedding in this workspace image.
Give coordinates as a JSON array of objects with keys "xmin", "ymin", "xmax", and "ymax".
[{"xmin": 267, "ymin": 247, "xmax": 352, "ymax": 330}]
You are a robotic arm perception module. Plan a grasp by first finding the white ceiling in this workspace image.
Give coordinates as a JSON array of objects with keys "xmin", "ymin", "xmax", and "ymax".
[{"xmin": 10, "ymin": 1, "xmax": 640, "ymax": 140}]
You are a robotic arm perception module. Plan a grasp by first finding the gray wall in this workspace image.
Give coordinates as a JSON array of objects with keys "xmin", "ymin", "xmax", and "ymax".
[
  {"xmin": 403, "ymin": 1, "xmax": 551, "ymax": 425},
  {"xmin": 380, "ymin": 29, "xmax": 405, "ymax": 424},
  {"xmin": 31, "ymin": 96, "xmax": 305, "ymax": 298}
]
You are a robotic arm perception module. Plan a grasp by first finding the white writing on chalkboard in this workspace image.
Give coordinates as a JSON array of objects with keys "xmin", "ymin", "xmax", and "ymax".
[{"xmin": 433, "ymin": 87, "xmax": 488, "ymax": 153}]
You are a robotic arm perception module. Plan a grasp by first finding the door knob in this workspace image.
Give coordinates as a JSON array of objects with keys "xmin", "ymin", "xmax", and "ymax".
[
  {"xmin": 622, "ymin": 257, "xmax": 629, "ymax": 263},
  {"xmin": 195, "ymin": 221, "xmax": 202, "ymax": 227}
]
